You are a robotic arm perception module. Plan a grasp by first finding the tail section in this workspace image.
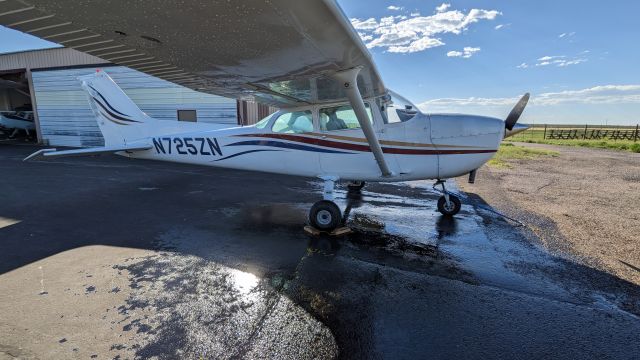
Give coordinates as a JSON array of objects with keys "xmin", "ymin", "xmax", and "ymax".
[{"xmin": 79, "ymin": 70, "xmax": 154, "ymax": 146}]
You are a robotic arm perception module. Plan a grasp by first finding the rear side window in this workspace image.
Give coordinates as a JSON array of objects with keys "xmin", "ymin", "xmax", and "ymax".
[{"xmin": 271, "ymin": 111, "xmax": 313, "ymax": 133}]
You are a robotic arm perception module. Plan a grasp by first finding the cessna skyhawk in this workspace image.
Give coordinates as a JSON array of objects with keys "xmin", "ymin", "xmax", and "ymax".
[{"xmin": 4, "ymin": 0, "xmax": 529, "ymax": 231}]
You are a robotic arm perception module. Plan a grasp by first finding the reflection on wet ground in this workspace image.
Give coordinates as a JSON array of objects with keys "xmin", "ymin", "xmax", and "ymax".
[
  {"xmin": 110, "ymin": 179, "xmax": 640, "ymax": 358},
  {"xmin": 1, "ymin": 147, "xmax": 639, "ymax": 359}
]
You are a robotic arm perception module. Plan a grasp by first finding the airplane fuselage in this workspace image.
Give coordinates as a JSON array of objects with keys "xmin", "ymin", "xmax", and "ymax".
[{"xmin": 123, "ymin": 110, "xmax": 505, "ymax": 182}]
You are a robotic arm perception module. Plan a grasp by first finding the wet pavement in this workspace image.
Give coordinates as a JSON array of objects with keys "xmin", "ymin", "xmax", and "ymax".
[{"xmin": 0, "ymin": 144, "xmax": 639, "ymax": 359}]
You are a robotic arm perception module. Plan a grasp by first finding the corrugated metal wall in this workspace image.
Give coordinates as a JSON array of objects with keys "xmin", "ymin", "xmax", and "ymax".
[
  {"xmin": 32, "ymin": 66, "xmax": 237, "ymax": 147},
  {"xmin": 237, "ymin": 100, "xmax": 278, "ymax": 125}
]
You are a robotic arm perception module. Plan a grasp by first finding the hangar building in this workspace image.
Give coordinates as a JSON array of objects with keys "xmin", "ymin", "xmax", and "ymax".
[{"xmin": 0, "ymin": 47, "xmax": 273, "ymax": 147}]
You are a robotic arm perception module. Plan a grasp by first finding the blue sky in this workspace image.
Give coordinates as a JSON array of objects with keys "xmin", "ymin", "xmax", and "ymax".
[
  {"xmin": 340, "ymin": 0, "xmax": 640, "ymax": 125},
  {"xmin": 1, "ymin": 1, "xmax": 639, "ymax": 125}
]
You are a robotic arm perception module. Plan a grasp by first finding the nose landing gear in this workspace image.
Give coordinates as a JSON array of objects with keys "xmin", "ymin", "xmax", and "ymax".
[
  {"xmin": 309, "ymin": 176, "xmax": 343, "ymax": 231},
  {"xmin": 434, "ymin": 180, "xmax": 461, "ymax": 216}
]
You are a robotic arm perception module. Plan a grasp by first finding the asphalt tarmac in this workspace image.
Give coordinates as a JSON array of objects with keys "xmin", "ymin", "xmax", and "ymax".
[{"xmin": 1, "ymin": 144, "xmax": 639, "ymax": 359}]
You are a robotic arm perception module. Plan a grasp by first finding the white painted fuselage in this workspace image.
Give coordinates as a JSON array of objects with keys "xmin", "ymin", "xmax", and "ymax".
[{"xmin": 121, "ymin": 109, "xmax": 505, "ymax": 182}]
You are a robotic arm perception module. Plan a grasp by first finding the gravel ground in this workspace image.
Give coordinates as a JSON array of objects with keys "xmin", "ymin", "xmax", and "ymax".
[{"xmin": 461, "ymin": 142, "xmax": 640, "ymax": 286}]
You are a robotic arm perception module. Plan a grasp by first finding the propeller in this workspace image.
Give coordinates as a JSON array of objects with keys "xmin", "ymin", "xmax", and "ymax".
[{"xmin": 505, "ymin": 93, "xmax": 530, "ymax": 131}]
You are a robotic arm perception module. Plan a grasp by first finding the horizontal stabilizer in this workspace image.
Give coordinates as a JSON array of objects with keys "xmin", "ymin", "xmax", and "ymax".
[{"xmin": 24, "ymin": 144, "xmax": 151, "ymax": 161}]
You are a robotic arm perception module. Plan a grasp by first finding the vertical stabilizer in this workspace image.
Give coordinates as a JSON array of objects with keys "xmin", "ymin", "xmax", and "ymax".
[{"xmin": 78, "ymin": 70, "xmax": 154, "ymax": 146}]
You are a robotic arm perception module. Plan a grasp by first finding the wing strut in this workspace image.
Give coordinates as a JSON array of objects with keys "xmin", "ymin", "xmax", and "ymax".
[{"xmin": 333, "ymin": 67, "xmax": 393, "ymax": 177}]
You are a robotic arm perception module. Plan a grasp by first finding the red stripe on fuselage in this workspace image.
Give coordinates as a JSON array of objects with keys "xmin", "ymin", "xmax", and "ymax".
[{"xmin": 234, "ymin": 133, "xmax": 496, "ymax": 155}]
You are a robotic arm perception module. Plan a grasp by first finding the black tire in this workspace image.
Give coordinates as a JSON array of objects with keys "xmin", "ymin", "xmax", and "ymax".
[
  {"xmin": 347, "ymin": 181, "xmax": 365, "ymax": 192},
  {"xmin": 437, "ymin": 195, "xmax": 461, "ymax": 216},
  {"xmin": 309, "ymin": 200, "xmax": 342, "ymax": 231}
]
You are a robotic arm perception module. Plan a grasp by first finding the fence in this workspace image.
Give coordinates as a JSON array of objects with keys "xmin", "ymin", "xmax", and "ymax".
[{"xmin": 511, "ymin": 124, "xmax": 640, "ymax": 142}]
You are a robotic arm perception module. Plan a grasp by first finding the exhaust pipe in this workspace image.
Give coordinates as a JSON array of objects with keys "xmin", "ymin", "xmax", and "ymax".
[{"xmin": 468, "ymin": 169, "xmax": 477, "ymax": 184}]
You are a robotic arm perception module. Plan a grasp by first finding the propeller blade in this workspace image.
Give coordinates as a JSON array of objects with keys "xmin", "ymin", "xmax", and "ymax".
[{"xmin": 505, "ymin": 93, "xmax": 530, "ymax": 130}]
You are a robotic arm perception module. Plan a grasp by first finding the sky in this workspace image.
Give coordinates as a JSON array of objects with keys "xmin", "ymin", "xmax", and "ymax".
[{"xmin": 1, "ymin": 1, "xmax": 639, "ymax": 125}]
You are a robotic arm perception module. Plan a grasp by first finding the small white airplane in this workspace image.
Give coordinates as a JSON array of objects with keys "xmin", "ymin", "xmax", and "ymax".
[
  {"xmin": 13, "ymin": 0, "xmax": 529, "ymax": 231},
  {"xmin": 0, "ymin": 112, "xmax": 36, "ymax": 138}
]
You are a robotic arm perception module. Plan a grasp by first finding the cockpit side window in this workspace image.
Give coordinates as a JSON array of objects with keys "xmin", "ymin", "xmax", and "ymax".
[
  {"xmin": 271, "ymin": 111, "xmax": 313, "ymax": 133},
  {"xmin": 319, "ymin": 104, "xmax": 373, "ymax": 131}
]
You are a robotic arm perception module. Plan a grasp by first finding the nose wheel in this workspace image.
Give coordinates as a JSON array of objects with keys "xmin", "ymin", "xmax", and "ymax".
[
  {"xmin": 309, "ymin": 200, "xmax": 342, "ymax": 231},
  {"xmin": 308, "ymin": 176, "xmax": 343, "ymax": 231},
  {"xmin": 434, "ymin": 180, "xmax": 461, "ymax": 216},
  {"xmin": 437, "ymin": 194, "xmax": 461, "ymax": 215}
]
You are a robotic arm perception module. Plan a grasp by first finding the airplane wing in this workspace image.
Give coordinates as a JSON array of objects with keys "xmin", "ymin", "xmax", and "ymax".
[
  {"xmin": 23, "ymin": 144, "xmax": 152, "ymax": 161},
  {"xmin": 0, "ymin": 0, "xmax": 386, "ymax": 108}
]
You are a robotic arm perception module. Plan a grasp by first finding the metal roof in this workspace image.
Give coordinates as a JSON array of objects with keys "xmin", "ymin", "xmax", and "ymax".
[{"xmin": 0, "ymin": 47, "xmax": 106, "ymax": 72}]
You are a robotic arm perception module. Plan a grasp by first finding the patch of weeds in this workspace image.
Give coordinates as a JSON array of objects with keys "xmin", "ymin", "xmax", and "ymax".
[{"xmin": 488, "ymin": 144, "xmax": 559, "ymax": 168}]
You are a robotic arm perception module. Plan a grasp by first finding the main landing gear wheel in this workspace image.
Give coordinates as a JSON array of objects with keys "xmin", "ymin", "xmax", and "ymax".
[
  {"xmin": 309, "ymin": 200, "xmax": 342, "ymax": 231},
  {"xmin": 437, "ymin": 194, "xmax": 461, "ymax": 216},
  {"xmin": 347, "ymin": 181, "xmax": 365, "ymax": 192}
]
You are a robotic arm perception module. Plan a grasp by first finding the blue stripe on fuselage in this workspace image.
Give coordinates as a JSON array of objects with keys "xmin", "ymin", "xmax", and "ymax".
[
  {"xmin": 213, "ymin": 149, "xmax": 283, "ymax": 161},
  {"xmin": 225, "ymin": 140, "xmax": 354, "ymax": 154}
]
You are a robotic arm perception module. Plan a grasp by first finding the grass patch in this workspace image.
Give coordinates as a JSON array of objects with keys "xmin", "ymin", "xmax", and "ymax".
[{"xmin": 488, "ymin": 144, "xmax": 559, "ymax": 168}]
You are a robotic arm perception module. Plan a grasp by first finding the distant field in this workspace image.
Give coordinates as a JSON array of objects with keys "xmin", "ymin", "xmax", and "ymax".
[{"xmin": 507, "ymin": 126, "xmax": 640, "ymax": 153}]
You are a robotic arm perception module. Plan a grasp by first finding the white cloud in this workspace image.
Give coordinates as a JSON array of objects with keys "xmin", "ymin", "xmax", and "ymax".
[
  {"xmin": 494, "ymin": 23, "xmax": 510, "ymax": 30},
  {"xmin": 358, "ymin": 33, "xmax": 373, "ymax": 42},
  {"xmin": 436, "ymin": 3, "xmax": 451, "ymax": 13},
  {"xmin": 538, "ymin": 55, "xmax": 564, "ymax": 61},
  {"xmin": 447, "ymin": 47, "xmax": 481, "ymax": 58},
  {"xmin": 392, "ymin": 37, "xmax": 445, "ymax": 53},
  {"xmin": 557, "ymin": 59, "xmax": 587, "ymax": 67},
  {"xmin": 351, "ymin": 18, "xmax": 379, "ymax": 31},
  {"xmin": 351, "ymin": 4, "xmax": 501, "ymax": 53},
  {"xmin": 419, "ymin": 85, "xmax": 640, "ymax": 112},
  {"xmin": 387, "ymin": 5, "xmax": 403, "ymax": 11},
  {"xmin": 558, "ymin": 32, "xmax": 576, "ymax": 38},
  {"xmin": 417, "ymin": 85, "xmax": 640, "ymax": 125},
  {"xmin": 517, "ymin": 63, "xmax": 529, "ymax": 69},
  {"xmin": 533, "ymin": 55, "xmax": 586, "ymax": 67}
]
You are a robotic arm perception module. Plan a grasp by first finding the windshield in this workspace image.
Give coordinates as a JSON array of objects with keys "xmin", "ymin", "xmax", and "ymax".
[{"xmin": 377, "ymin": 90, "xmax": 420, "ymax": 124}]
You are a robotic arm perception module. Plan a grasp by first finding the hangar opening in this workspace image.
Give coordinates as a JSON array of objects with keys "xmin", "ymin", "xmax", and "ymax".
[
  {"xmin": 0, "ymin": 47, "xmax": 275, "ymax": 147},
  {"xmin": 0, "ymin": 68, "xmax": 35, "ymax": 141}
]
